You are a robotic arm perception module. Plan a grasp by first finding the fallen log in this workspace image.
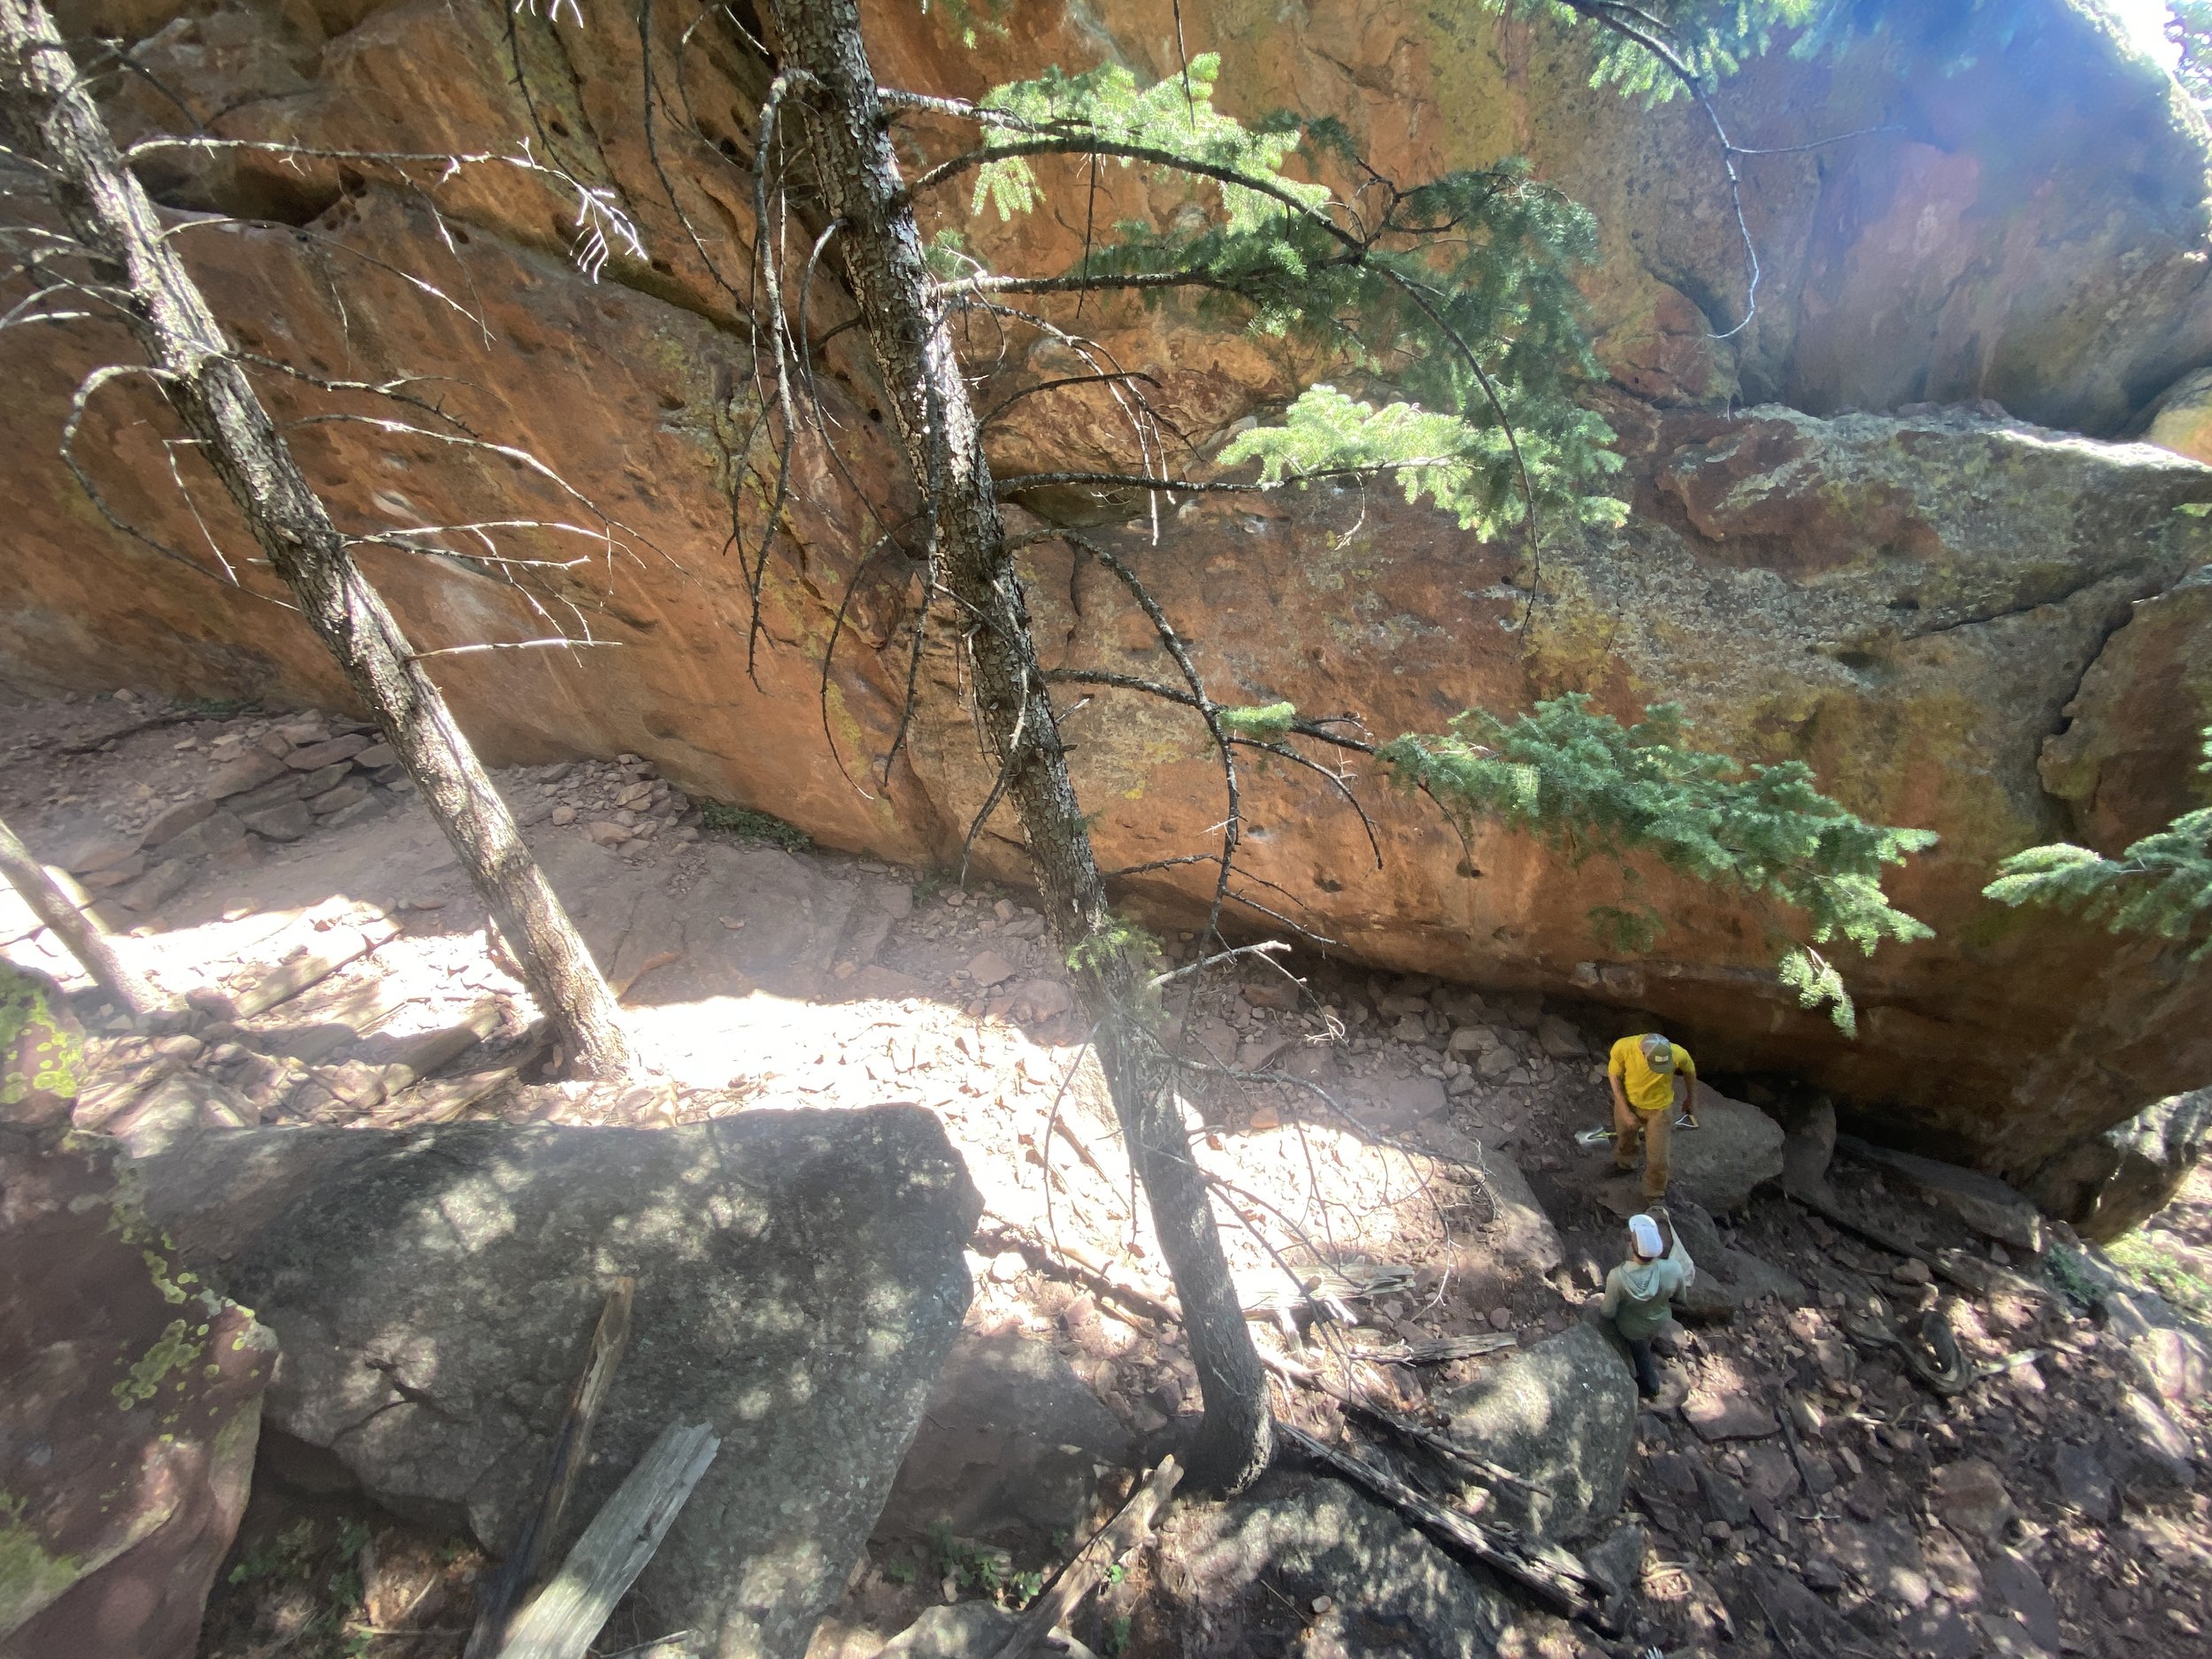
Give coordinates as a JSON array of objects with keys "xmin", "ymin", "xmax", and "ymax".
[
  {"xmin": 490, "ymin": 1419, "xmax": 719, "ymax": 1659},
  {"xmin": 1257, "ymin": 1348, "xmax": 1543, "ymax": 1496},
  {"xmin": 1273, "ymin": 1422, "xmax": 1609, "ymax": 1631},
  {"xmin": 465, "ymin": 1280, "xmax": 634, "ymax": 1659},
  {"xmin": 985, "ymin": 1458, "xmax": 1182, "ymax": 1659}
]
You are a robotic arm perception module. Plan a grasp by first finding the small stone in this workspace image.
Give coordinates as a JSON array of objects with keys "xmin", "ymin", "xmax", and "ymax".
[
  {"xmin": 352, "ymin": 742, "xmax": 396, "ymax": 768},
  {"xmin": 1477, "ymin": 1045, "xmax": 1517, "ymax": 1079},
  {"xmin": 323, "ymin": 795, "xmax": 388, "ymax": 831},
  {"xmin": 285, "ymin": 734, "xmax": 370, "ymax": 771},
  {"xmin": 1703, "ymin": 1520, "xmax": 1733, "ymax": 1542},
  {"xmin": 295, "ymin": 762, "xmax": 351, "ymax": 797},
  {"xmin": 1248, "ymin": 1104, "xmax": 1281, "ymax": 1131},
  {"xmin": 1242, "ymin": 979, "xmax": 1301, "ymax": 1011},
  {"xmin": 1931, "ymin": 1457, "xmax": 2014, "ymax": 1545},
  {"xmin": 1487, "ymin": 1306, "xmax": 1514, "ymax": 1331},
  {"xmin": 309, "ymin": 781, "xmax": 371, "ymax": 816},
  {"xmin": 968, "ymin": 951, "xmax": 1016, "ymax": 987},
  {"xmin": 1310, "ymin": 1594, "xmax": 1333, "ymax": 1616},
  {"xmin": 81, "ymin": 854, "xmax": 147, "ymax": 889},
  {"xmin": 721, "ymin": 917, "xmax": 746, "ymax": 930},
  {"xmin": 1892, "ymin": 1258, "xmax": 1933, "ymax": 1286},
  {"xmin": 1802, "ymin": 1558, "xmax": 1846, "ymax": 1593},
  {"xmin": 550, "ymin": 804, "xmax": 578, "ymax": 826},
  {"xmin": 59, "ymin": 833, "xmax": 141, "ymax": 874},
  {"xmin": 205, "ymin": 752, "xmax": 289, "ymax": 799},
  {"xmin": 1684, "ymin": 1393, "xmax": 1780, "ymax": 1441},
  {"xmin": 585, "ymin": 821, "xmax": 633, "ymax": 847},
  {"xmin": 241, "ymin": 801, "xmax": 313, "ymax": 842},
  {"xmin": 988, "ymin": 1250, "xmax": 1025, "ymax": 1283},
  {"xmin": 1448, "ymin": 1024, "xmax": 1501, "ymax": 1055},
  {"xmin": 1536, "ymin": 1014, "xmax": 1586, "ymax": 1058},
  {"xmin": 141, "ymin": 795, "xmax": 218, "ymax": 847}
]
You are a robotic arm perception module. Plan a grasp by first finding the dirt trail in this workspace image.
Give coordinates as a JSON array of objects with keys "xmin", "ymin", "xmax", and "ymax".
[{"xmin": 4, "ymin": 687, "xmax": 2208, "ymax": 1659}]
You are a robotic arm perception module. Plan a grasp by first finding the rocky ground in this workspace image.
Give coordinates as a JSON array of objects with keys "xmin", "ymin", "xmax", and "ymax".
[{"xmin": 4, "ymin": 687, "xmax": 2209, "ymax": 1659}]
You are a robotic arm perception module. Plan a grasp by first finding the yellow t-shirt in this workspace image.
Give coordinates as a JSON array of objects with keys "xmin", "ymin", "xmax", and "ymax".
[{"xmin": 1609, "ymin": 1035, "xmax": 1694, "ymax": 1113}]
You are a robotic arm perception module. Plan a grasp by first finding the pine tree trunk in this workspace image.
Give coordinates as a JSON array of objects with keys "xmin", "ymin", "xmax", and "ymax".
[
  {"xmin": 0, "ymin": 0, "xmax": 640, "ymax": 1080},
  {"xmin": 758, "ymin": 0, "xmax": 1272, "ymax": 1492},
  {"xmin": 0, "ymin": 812, "xmax": 160, "ymax": 1019}
]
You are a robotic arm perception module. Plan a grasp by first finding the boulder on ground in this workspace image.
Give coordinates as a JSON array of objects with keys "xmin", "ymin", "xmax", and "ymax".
[
  {"xmin": 872, "ymin": 1332, "xmax": 1133, "ymax": 1554},
  {"xmin": 1439, "ymin": 1322, "xmax": 1636, "ymax": 1541},
  {"xmin": 1838, "ymin": 1137, "xmax": 2047, "ymax": 1252},
  {"xmin": 1, "ymin": 964, "xmax": 273, "ymax": 1659},
  {"xmin": 132, "ymin": 1104, "xmax": 980, "ymax": 1659},
  {"xmin": 2027, "ymin": 1088, "xmax": 2212, "ymax": 1243},
  {"xmin": 1151, "ymin": 1470, "xmax": 1517, "ymax": 1659}
]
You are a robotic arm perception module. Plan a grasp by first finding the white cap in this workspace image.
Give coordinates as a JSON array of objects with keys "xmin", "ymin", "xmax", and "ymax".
[{"xmin": 1629, "ymin": 1214, "xmax": 1664, "ymax": 1258}]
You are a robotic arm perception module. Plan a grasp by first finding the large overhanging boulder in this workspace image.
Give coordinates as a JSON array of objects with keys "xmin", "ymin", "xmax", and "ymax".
[
  {"xmin": 3, "ymin": 0, "xmax": 2208, "ymax": 1176},
  {"xmin": 130, "ymin": 1106, "xmax": 981, "ymax": 1659}
]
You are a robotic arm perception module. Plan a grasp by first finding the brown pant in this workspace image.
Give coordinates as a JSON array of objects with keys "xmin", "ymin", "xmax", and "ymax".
[{"xmin": 1614, "ymin": 1079, "xmax": 1683, "ymax": 1200}]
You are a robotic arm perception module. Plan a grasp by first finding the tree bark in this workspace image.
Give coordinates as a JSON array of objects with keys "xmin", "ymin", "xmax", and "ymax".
[
  {"xmin": 0, "ymin": 813, "xmax": 160, "ymax": 1019},
  {"xmin": 757, "ymin": 0, "xmax": 1272, "ymax": 1491},
  {"xmin": 0, "ymin": 0, "xmax": 641, "ymax": 1079}
]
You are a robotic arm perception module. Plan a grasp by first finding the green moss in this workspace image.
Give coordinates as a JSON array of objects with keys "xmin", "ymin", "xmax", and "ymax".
[
  {"xmin": 0, "ymin": 1493, "xmax": 81, "ymax": 1632},
  {"xmin": 113, "ymin": 1319, "xmax": 203, "ymax": 1410}
]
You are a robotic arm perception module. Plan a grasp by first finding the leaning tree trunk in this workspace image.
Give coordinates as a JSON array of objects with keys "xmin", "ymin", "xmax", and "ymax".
[
  {"xmin": 759, "ymin": 0, "xmax": 1271, "ymax": 1491},
  {"xmin": 0, "ymin": 812, "xmax": 160, "ymax": 1019},
  {"xmin": 0, "ymin": 0, "xmax": 640, "ymax": 1079}
]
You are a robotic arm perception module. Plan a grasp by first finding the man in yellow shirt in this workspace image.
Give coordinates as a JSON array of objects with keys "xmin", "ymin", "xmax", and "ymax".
[{"xmin": 1606, "ymin": 1033, "xmax": 1698, "ymax": 1200}]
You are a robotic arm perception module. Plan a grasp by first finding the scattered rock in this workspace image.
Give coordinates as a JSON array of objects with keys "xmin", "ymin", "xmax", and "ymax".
[
  {"xmin": 1535, "ymin": 1014, "xmax": 1586, "ymax": 1058},
  {"xmin": 1242, "ymin": 979, "xmax": 1301, "ymax": 1011},
  {"xmin": 283, "ymin": 733, "xmax": 370, "ymax": 771},
  {"xmin": 353, "ymin": 741, "xmax": 396, "ymax": 769},
  {"xmin": 1931, "ymin": 1458, "xmax": 2015, "ymax": 1545},
  {"xmin": 1447, "ymin": 1025, "xmax": 1499, "ymax": 1056},
  {"xmin": 2116, "ymin": 1388, "xmax": 2198, "ymax": 1489},
  {"xmin": 1985, "ymin": 1549, "xmax": 2062, "ymax": 1655},
  {"xmin": 584, "ymin": 819, "xmax": 632, "ymax": 846},
  {"xmin": 1475, "ymin": 1046, "xmax": 1517, "ymax": 1080},
  {"xmin": 307, "ymin": 780, "xmax": 370, "ymax": 816},
  {"xmin": 550, "ymin": 803, "xmax": 577, "ymax": 826},
  {"xmin": 2049, "ymin": 1440, "xmax": 2115, "ymax": 1522},
  {"xmin": 134, "ymin": 1107, "xmax": 980, "ymax": 1659},
  {"xmin": 1892, "ymin": 1258, "xmax": 1933, "ymax": 1286},
  {"xmin": 110, "ymin": 856, "xmax": 192, "ymax": 914},
  {"xmin": 205, "ymin": 751, "xmax": 289, "ymax": 799},
  {"xmin": 141, "ymin": 794, "xmax": 217, "ymax": 847},
  {"xmin": 1439, "ymin": 1321, "xmax": 1636, "ymax": 1540},
  {"xmin": 966, "ymin": 951, "xmax": 1016, "ymax": 987},
  {"xmin": 241, "ymin": 800, "xmax": 313, "ymax": 842},
  {"xmin": 1683, "ymin": 1392, "xmax": 1779, "ymax": 1442},
  {"xmin": 57, "ymin": 832, "xmax": 139, "ymax": 874},
  {"xmin": 1838, "ymin": 1136, "xmax": 2047, "ymax": 1252},
  {"xmin": 2133, "ymin": 1323, "xmax": 2210, "ymax": 1405},
  {"xmin": 1777, "ymin": 1094, "xmax": 1839, "ymax": 1200}
]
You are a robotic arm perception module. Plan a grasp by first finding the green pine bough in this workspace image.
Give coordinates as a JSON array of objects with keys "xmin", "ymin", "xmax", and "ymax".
[
  {"xmin": 957, "ymin": 52, "xmax": 1626, "ymax": 541},
  {"xmin": 1377, "ymin": 695, "xmax": 1938, "ymax": 1035},
  {"xmin": 1983, "ymin": 726, "xmax": 2212, "ymax": 959}
]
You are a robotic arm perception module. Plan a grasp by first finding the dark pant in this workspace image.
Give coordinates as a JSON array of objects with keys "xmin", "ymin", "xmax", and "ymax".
[{"xmin": 1624, "ymin": 1334, "xmax": 1661, "ymax": 1398}]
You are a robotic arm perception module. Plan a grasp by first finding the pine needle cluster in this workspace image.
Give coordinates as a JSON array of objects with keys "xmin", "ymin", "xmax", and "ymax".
[
  {"xmin": 960, "ymin": 52, "xmax": 1624, "ymax": 538},
  {"xmin": 1983, "ymin": 726, "xmax": 2212, "ymax": 959},
  {"xmin": 1377, "ymin": 695, "xmax": 1937, "ymax": 1033}
]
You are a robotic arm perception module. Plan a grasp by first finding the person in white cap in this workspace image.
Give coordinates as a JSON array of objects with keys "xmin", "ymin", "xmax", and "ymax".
[
  {"xmin": 1605, "ymin": 1030, "xmax": 1698, "ymax": 1200},
  {"xmin": 1598, "ymin": 1210, "xmax": 1696, "ymax": 1398}
]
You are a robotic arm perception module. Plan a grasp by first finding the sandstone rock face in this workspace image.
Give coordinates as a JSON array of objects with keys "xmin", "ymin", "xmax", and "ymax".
[
  {"xmin": 1, "ymin": 965, "xmax": 273, "ymax": 1659},
  {"xmin": 4, "ymin": 1, "xmax": 2211, "ymax": 1175},
  {"xmin": 131, "ymin": 1108, "xmax": 980, "ymax": 1659}
]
